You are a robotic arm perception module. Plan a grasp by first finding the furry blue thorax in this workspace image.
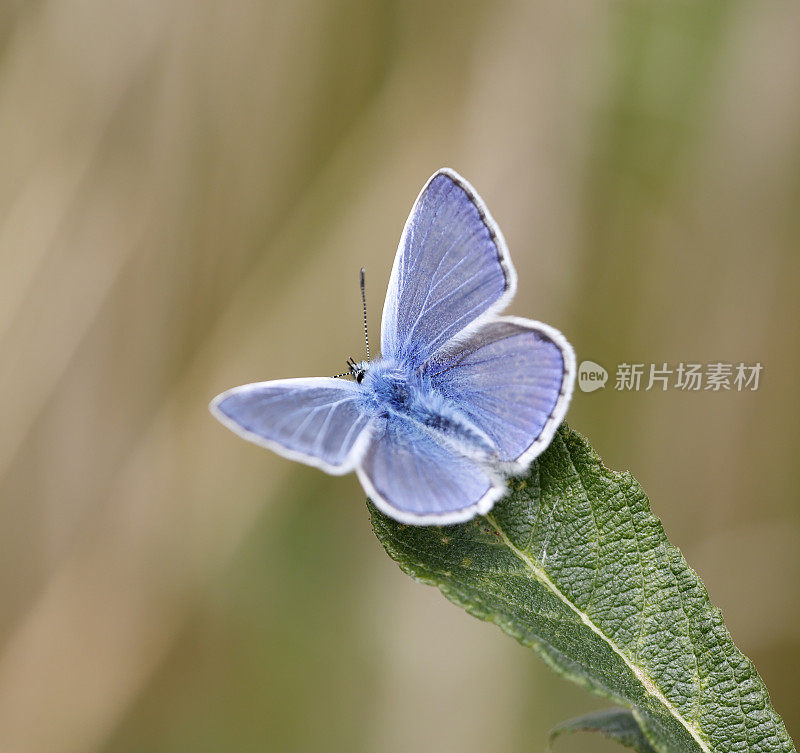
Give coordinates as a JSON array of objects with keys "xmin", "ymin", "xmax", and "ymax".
[{"xmin": 355, "ymin": 358, "xmax": 496, "ymax": 458}]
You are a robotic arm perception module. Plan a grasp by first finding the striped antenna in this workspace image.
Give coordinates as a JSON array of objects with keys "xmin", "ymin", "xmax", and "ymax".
[
  {"xmin": 332, "ymin": 270, "xmax": 370, "ymax": 378},
  {"xmin": 360, "ymin": 268, "xmax": 370, "ymax": 362}
]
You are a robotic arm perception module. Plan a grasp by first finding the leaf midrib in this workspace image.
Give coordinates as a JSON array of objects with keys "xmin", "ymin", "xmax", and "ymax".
[{"xmin": 484, "ymin": 513, "xmax": 711, "ymax": 753}]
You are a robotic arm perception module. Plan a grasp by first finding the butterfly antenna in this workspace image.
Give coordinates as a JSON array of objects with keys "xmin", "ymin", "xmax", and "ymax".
[
  {"xmin": 360, "ymin": 267, "xmax": 370, "ymax": 362},
  {"xmin": 333, "ymin": 358, "xmax": 357, "ymax": 379},
  {"xmin": 333, "ymin": 272, "xmax": 369, "ymax": 378}
]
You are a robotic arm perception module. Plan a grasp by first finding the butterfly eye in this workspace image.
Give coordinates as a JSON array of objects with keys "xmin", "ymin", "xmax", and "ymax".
[{"xmin": 344, "ymin": 357, "xmax": 367, "ymax": 384}]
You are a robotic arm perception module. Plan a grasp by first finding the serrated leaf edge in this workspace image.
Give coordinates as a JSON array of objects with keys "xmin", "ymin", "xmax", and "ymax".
[{"xmin": 485, "ymin": 513, "xmax": 710, "ymax": 753}]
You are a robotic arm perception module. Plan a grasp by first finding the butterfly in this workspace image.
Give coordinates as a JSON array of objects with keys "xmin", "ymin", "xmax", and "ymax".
[{"xmin": 210, "ymin": 168, "xmax": 575, "ymax": 525}]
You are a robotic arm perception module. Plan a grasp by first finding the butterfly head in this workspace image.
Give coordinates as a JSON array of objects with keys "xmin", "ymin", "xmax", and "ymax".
[{"xmin": 347, "ymin": 357, "xmax": 369, "ymax": 384}]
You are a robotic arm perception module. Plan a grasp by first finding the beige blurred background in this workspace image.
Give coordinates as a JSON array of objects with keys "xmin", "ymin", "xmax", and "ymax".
[{"xmin": 0, "ymin": 1, "xmax": 798, "ymax": 751}]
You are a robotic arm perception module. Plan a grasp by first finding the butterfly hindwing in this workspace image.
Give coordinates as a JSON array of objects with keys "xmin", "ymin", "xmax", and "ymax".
[
  {"xmin": 211, "ymin": 378, "xmax": 373, "ymax": 474},
  {"xmin": 357, "ymin": 412, "xmax": 504, "ymax": 525},
  {"xmin": 427, "ymin": 317, "xmax": 575, "ymax": 467},
  {"xmin": 380, "ymin": 169, "xmax": 516, "ymax": 368}
]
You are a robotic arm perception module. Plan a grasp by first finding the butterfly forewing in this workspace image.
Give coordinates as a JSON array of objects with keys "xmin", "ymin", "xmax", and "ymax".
[
  {"xmin": 380, "ymin": 170, "xmax": 516, "ymax": 368},
  {"xmin": 211, "ymin": 378, "xmax": 373, "ymax": 474}
]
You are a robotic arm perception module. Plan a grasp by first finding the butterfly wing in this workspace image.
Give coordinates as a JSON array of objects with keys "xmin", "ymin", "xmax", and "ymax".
[
  {"xmin": 427, "ymin": 317, "xmax": 575, "ymax": 467},
  {"xmin": 380, "ymin": 168, "xmax": 516, "ymax": 368},
  {"xmin": 357, "ymin": 412, "xmax": 504, "ymax": 525},
  {"xmin": 210, "ymin": 378, "xmax": 373, "ymax": 474}
]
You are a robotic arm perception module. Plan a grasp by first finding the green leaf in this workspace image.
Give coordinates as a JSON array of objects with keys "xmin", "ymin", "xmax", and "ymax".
[
  {"xmin": 548, "ymin": 707, "xmax": 657, "ymax": 753},
  {"xmin": 369, "ymin": 424, "xmax": 795, "ymax": 753}
]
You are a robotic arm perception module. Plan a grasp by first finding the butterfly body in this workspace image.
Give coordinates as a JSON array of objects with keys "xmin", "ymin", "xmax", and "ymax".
[
  {"xmin": 211, "ymin": 168, "xmax": 575, "ymax": 525},
  {"xmin": 358, "ymin": 358, "xmax": 497, "ymax": 460}
]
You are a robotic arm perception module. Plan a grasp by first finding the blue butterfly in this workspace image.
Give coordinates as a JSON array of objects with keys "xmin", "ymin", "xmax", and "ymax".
[{"xmin": 210, "ymin": 168, "xmax": 575, "ymax": 525}]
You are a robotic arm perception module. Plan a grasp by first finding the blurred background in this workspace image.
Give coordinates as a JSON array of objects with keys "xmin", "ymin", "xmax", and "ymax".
[{"xmin": 0, "ymin": 1, "xmax": 798, "ymax": 751}]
